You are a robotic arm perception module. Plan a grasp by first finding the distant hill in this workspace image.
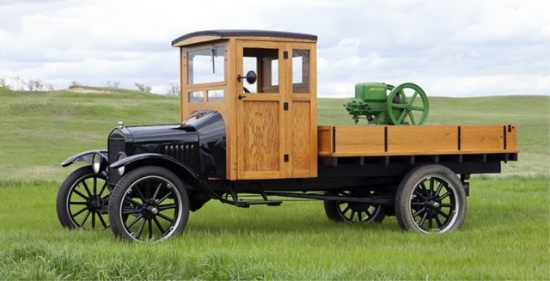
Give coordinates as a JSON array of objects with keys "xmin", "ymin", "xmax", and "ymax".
[{"xmin": 0, "ymin": 88, "xmax": 547, "ymax": 183}]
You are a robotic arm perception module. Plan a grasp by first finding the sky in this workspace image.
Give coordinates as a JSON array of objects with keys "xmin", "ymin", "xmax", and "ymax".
[{"xmin": 0, "ymin": 0, "xmax": 548, "ymax": 97}]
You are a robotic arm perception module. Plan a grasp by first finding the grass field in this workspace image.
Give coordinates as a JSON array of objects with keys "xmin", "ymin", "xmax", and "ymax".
[{"xmin": 0, "ymin": 87, "xmax": 548, "ymax": 279}]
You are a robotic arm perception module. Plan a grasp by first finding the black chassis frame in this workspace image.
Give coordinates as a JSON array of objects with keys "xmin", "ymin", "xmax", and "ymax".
[{"xmin": 201, "ymin": 152, "xmax": 516, "ymax": 208}]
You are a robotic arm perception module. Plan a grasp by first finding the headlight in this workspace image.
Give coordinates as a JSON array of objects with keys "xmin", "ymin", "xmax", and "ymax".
[
  {"xmin": 92, "ymin": 153, "xmax": 105, "ymax": 174},
  {"xmin": 116, "ymin": 152, "xmax": 126, "ymax": 175}
]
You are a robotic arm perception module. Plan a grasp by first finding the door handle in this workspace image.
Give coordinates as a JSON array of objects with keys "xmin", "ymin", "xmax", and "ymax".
[{"xmin": 238, "ymin": 93, "xmax": 247, "ymax": 100}]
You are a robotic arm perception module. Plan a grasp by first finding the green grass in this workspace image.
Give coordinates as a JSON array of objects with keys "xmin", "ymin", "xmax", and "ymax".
[
  {"xmin": 0, "ymin": 180, "xmax": 548, "ymax": 280},
  {"xmin": 0, "ymin": 88, "xmax": 549, "ymax": 279}
]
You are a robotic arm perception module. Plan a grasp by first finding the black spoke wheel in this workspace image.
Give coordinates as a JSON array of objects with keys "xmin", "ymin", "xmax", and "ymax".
[
  {"xmin": 395, "ymin": 165, "xmax": 466, "ymax": 233},
  {"xmin": 324, "ymin": 191, "xmax": 385, "ymax": 223},
  {"xmin": 386, "ymin": 83, "xmax": 429, "ymax": 125},
  {"xmin": 56, "ymin": 166, "xmax": 110, "ymax": 230},
  {"xmin": 108, "ymin": 166, "xmax": 190, "ymax": 242}
]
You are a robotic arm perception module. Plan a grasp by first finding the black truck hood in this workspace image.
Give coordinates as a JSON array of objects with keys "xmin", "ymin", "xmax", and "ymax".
[
  {"xmin": 108, "ymin": 110, "xmax": 226, "ymax": 179},
  {"xmin": 118, "ymin": 124, "xmax": 198, "ymax": 145}
]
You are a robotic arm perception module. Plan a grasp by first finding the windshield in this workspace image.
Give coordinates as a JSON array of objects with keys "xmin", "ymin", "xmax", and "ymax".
[{"xmin": 187, "ymin": 45, "xmax": 225, "ymax": 84}]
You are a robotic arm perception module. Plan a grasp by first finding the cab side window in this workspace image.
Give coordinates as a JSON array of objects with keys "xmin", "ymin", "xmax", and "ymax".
[
  {"xmin": 292, "ymin": 49, "xmax": 310, "ymax": 93},
  {"xmin": 243, "ymin": 48, "xmax": 279, "ymax": 93}
]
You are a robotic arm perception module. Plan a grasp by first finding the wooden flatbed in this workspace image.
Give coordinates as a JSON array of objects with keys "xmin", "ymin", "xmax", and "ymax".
[{"xmin": 318, "ymin": 125, "xmax": 518, "ymax": 157}]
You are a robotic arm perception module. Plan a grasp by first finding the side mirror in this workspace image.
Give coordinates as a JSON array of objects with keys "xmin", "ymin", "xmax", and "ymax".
[{"xmin": 237, "ymin": 70, "xmax": 257, "ymax": 84}]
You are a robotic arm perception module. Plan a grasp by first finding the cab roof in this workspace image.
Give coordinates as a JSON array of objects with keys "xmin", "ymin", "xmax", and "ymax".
[{"xmin": 171, "ymin": 29, "xmax": 318, "ymax": 47}]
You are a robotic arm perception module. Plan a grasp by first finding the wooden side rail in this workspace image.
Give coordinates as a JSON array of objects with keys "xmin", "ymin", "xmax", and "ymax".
[{"xmin": 318, "ymin": 125, "xmax": 518, "ymax": 157}]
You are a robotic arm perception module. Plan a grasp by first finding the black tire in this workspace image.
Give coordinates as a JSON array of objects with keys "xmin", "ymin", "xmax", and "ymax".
[
  {"xmin": 108, "ymin": 166, "xmax": 190, "ymax": 242},
  {"xmin": 56, "ymin": 166, "xmax": 110, "ymax": 229},
  {"xmin": 395, "ymin": 164, "xmax": 466, "ymax": 233},
  {"xmin": 324, "ymin": 191, "xmax": 385, "ymax": 223}
]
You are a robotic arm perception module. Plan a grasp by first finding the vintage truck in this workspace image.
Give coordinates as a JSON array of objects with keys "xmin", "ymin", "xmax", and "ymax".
[{"xmin": 56, "ymin": 30, "xmax": 518, "ymax": 241}]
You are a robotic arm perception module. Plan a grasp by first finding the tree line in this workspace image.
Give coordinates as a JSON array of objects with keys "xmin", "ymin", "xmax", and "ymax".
[{"xmin": 0, "ymin": 77, "xmax": 180, "ymax": 96}]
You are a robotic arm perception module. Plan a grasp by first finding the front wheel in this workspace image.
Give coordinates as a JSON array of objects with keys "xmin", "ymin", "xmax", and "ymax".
[
  {"xmin": 395, "ymin": 164, "xmax": 466, "ymax": 233},
  {"xmin": 108, "ymin": 166, "xmax": 190, "ymax": 242},
  {"xmin": 56, "ymin": 166, "xmax": 110, "ymax": 229}
]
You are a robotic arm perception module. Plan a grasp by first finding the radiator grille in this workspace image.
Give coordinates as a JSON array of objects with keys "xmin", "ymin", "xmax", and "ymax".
[{"xmin": 108, "ymin": 139, "xmax": 126, "ymax": 164}]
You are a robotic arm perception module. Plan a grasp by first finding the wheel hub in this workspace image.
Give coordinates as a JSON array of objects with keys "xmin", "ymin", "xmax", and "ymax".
[
  {"xmin": 348, "ymin": 202, "xmax": 371, "ymax": 212},
  {"xmin": 147, "ymin": 206, "xmax": 159, "ymax": 215},
  {"xmin": 141, "ymin": 200, "xmax": 160, "ymax": 219},
  {"xmin": 428, "ymin": 201, "xmax": 440, "ymax": 208},
  {"xmin": 87, "ymin": 195, "xmax": 103, "ymax": 210}
]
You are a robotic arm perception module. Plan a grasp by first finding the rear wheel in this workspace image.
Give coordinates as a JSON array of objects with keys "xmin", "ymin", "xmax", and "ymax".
[
  {"xmin": 56, "ymin": 166, "xmax": 110, "ymax": 229},
  {"xmin": 395, "ymin": 164, "xmax": 466, "ymax": 233},
  {"xmin": 324, "ymin": 191, "xmax": 385, "ymax": 223},
  {"xmin": 108, "ymin": 166, "xmax": 190, "ymax": 242}
]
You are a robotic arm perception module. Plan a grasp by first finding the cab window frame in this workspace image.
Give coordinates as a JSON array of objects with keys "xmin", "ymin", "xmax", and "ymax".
[{"xmin": 185, "ymin": 42, "xmax": 228, "ymax": 87}]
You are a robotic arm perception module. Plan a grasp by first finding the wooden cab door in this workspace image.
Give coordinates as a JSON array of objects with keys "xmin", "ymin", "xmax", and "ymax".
[{"xmin": 236, "ymin": 40, "xmax": 317, "ymax": 180}]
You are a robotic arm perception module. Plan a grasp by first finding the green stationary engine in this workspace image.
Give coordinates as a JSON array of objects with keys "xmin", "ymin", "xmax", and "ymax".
[{"xmin": 344, "ymin": 82, "xmax": 430, "ymax": 125}]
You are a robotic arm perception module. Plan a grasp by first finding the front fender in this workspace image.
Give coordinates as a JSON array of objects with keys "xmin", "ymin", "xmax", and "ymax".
[
  {"xmin": 110, "ymin": 153, "xmax": 234, "ymax": 205},
  {"xmin": 111, "ymin": 153, "xmax": 202, "ymax": 186},
  {"xmin": 61, "ymin": 150, "xmax": 107, "ymax": 167},
  {"xmin": 111, "ymin": 153, "xmax": 183, "ymax": 170}
]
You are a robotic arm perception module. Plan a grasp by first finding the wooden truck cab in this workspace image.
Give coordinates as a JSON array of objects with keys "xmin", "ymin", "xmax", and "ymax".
[{"xmin": 172, "ymin": 30, "xmax": 318, "ymax": 180}]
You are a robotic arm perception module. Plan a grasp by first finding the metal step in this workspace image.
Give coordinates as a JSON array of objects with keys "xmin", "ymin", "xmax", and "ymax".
[{"xmin": 235, "ymin": 200, "xmax": 282, "ymax": 208}]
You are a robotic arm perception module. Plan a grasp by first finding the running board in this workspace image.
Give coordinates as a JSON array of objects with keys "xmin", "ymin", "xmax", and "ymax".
[
  {"xmin": 226, "ymin": 183, "xmax": 282, "ymax": 208},
  {"xmin": 235, "ymin": 200, "xmax": 282, "ymax": 208},
  {"xmin": 188, "ymin": 177, "xmax": 280, "ymax": 207}
]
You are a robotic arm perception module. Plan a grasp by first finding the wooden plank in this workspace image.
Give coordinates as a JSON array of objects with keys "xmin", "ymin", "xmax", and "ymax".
[
  {"xmin": 334, "ymin": 126, "xmax": 385, "ymax": 154},
  {"xmin": 506, "ymin": 125, "xmax": 518, "ymax": 152},
  {"xmin": 241, "ymin": 101, "xmax": 281, "ymax": 175},
  {"xmin": 317, "ymin": 126, "xmax": 332, "ymax": 155},
  {"xmin": 387, "ymin": 126, "xmax": 458, "ymax": 154},
  {"xmin": 226, "ymin": 38, "xmax": 238, "ymax": 180},
  {"xmin": 461, "ymin": 125, "xmax": 505, "ymax": 153},
  {"xmin": 290, "ymin": 101, "xmax": 312, "ymax": 176}
]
